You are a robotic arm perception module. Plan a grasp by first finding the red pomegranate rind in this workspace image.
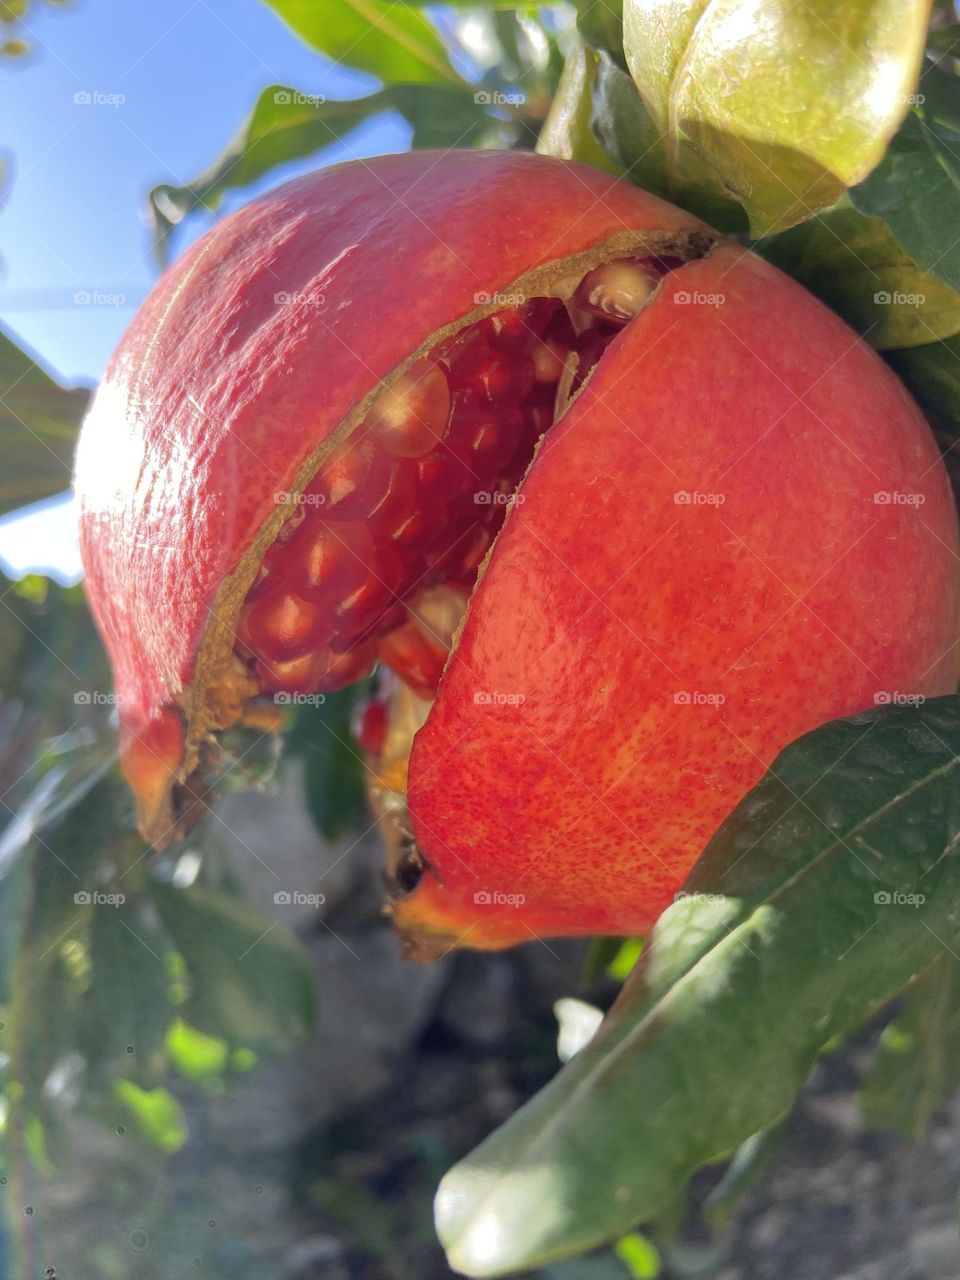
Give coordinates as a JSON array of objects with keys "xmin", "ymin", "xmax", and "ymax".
[
  {"xmin": 402, "ymin": 245, "xmax": 960, "ymax": 954},
  {"xmin": 76, "ymin": 151, "xmax": 708, "ymax": 843}
]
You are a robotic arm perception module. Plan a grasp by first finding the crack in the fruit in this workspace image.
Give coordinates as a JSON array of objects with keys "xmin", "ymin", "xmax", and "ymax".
[{"xmin": 158, "ymin": 225, "xmax": 721, "ymax": 844}]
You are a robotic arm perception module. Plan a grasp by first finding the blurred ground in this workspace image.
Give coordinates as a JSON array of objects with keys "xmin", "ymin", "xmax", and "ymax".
[{"xmin": 24, "ymin": 779, "xmax": 960, "ymax": 1280}]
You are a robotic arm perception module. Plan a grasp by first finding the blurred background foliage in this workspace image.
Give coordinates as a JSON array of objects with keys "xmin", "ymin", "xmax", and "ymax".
[{"xmin": 2, "ymin": 0, "xmax": 960, "ymax": 1278}]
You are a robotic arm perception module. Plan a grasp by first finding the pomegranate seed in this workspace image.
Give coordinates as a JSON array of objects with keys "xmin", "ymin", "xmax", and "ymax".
[
  {"xmin": 285, "ymin": 520, "xmax": 376, "ymax": 602},
  {"xmin": 574, "ymin": 329, "xmax": 612, "ymax": 386},
  {"xmin": 378, "ymin": 619, "xmax": 449, "ymax": 700},
  {"xmin": 335, "ymin": 548, "xmax": 403, "ymax": 635},
  {"xmin": 320, "ymin": 436, "xmax": 393, "ymax": 520},
  {"xmin": 464, "ymin": 353, "xmax": 535, "ymax": 405},
  {"xmin": 245, "ymin": 585, "xmax": 332, "ymax": 661},
  {"xmin": 256, "ymin": 648, "xmax": 333, "ymax": 693},
  {"xmin": 532, "ymin": 340, "xmax": 568, "ymax": 383},
  {"xmin": 440, "ymin": 327, "xmax": 496, "ymax": 387},
  {"xmin": 352, "ymin": 697, "xmax": 388, "ymax": 756},
  {"xmin": 366, "ymin": 461, "xmax": 418, "ymax": 533},
  {"xmin": 390, "ymin": 507, "xmax": 447, "ymax": 554},
  {"xmin": 408, "ymin": 584, "xmax": 468, "ymax": 650},
  {"xmin": 575, "ymin": 258, "xmax": 656, "ymax": 323},
  {"xmin": 314, "ymin": 642, "xmax": 377, "ymax": 692},
  {"xmin": 366, "ymin": 358, "xmax": 451, "ymax": 458}
]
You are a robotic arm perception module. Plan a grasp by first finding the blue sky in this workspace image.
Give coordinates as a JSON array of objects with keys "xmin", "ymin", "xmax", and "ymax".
[{"xmin": 0, "ymin": 0, "xmax": 414, "ymax": 579}]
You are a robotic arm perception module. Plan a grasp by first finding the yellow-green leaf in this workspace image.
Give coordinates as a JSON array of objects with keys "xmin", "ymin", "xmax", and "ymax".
[
  {"xmin": 623, "ymin": 0, "xmax": 932, "ymax": 236},
  {"xmin": 263, "ymin": 0, "xmax": 461, "ymax": 86}
]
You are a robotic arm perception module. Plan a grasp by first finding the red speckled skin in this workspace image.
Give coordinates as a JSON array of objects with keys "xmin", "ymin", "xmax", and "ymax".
[
  {"xmin": 405, "ymin": 244, "xmax": 960, "ymax": 949},
  {"xmin": 75, "ymin": 151, "xmax": 700, "ymax": 836}
]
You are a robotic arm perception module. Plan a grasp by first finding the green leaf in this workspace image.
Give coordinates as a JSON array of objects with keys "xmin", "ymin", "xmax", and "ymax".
[
  {"xmin": 148, "ymin": 84, "xmax": 490, "ymax": 258},
  {"xmin": 166, "ymin": 1019, "xmax": 229, "ymax": 1081},
  {"xmin": 860, "ymin": 955, "xmax": 960, "ymax": 1140},
  {"xmin": 78, "ymin": 900, "xmax": 170, "ymax": 1084},
  {"xmin": 887, "ymin": 334, "xmax": 960, "ymax": 436},
  {"xmin": 614, "ymin": 1233, "xmax": 660, "ymax": 1280},
  {"xmin": 851, "ymin": 66, "xmax": 960, "ymax": 292},
  {"xmin": 262, "ymin": 0, "xmax": 460, "ymax": 85},
  {"xmin": 623, "ymin": 0, "xmax": 931, "ymax": 236},
  {"xmin": 0, "ymin": 326, "xmax": 90, "ymax": 517},
  {"xmin": 149, "ymin": 880, "xmax": 315, "ymax": 1051},
  {"xmin": 436, "ymin": 697, "xmax": 960, "ymax": 1276},
  {"xmin": 112, "ymin": 1081, "xmax": 187, "ymax": 1153},
  {"xmin": 702, "ymin": 1120, "xmax": 788, "ymax": 1230},
  {"xmin": 591, "ymin": 54, "xmax": 747, "ymax": 233},
  {"xmin": 286, "ymin": 684, "xmax": 369, "ymax": 840},
  {"xmin": 756, "ymin": 206, "xmax": 960, "ymax": 350}
]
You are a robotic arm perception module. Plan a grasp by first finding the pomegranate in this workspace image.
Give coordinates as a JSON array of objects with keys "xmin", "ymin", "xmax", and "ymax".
[{"xmin": 75, "ymin": 151, "xmax": 960, "ymax": 958}]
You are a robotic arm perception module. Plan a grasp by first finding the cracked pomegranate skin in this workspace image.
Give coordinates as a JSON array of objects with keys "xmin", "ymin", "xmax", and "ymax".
[{"xmin": 75, "ymin": 150, "xmax": 960, "ymax": 955}]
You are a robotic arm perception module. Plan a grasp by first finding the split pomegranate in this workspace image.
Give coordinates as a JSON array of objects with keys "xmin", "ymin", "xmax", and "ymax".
[
  {"xmin": 75, "ymin": 151, "xmax": 960, "ymax": 958},
  {"xmin": 236, "ymin": 259, "xmax": 671, "ymax": 704}
]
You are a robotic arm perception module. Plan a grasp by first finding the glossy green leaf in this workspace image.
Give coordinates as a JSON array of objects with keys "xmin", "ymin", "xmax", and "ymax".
[
  {"xmin": 860, "ymin": 955, "xmax": 960, "ymax": 1140},
  {"xmin": 851, "ymin": 66, "xmax": 960, "ymax": 292},
  {"xmin": 623, "ymin": 0, "xmax": 931, "ymax": 236},
  {"xmin": 149, "ymin": 83, "xmax": 490, "ymax": 258},
  {"xmin": 150, "ymin": 880, "xmax": 315, "ymax": 1051},
  {"xmin": 436, "ymin": 697, "xmax": 960, "ymax": 1276},
  {"xmin": 262, "ymin": 0, "xmax": 460, "ymax": 85},
  {"xmin": 756, "ymin": 206, "xmax": 960, "ymax": 350},
  {"xmin": 0, "ymin": 326, "xmax": 90, "ymax": 517},
  {"xmin": 591, "ymin": 54, "xmax": 746, "ymax": 232}
]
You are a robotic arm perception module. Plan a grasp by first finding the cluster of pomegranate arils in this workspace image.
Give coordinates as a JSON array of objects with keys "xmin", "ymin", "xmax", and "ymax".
[{"xmin": 235, "ymin": 255, "xmax": 679, "ymax": 729}]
